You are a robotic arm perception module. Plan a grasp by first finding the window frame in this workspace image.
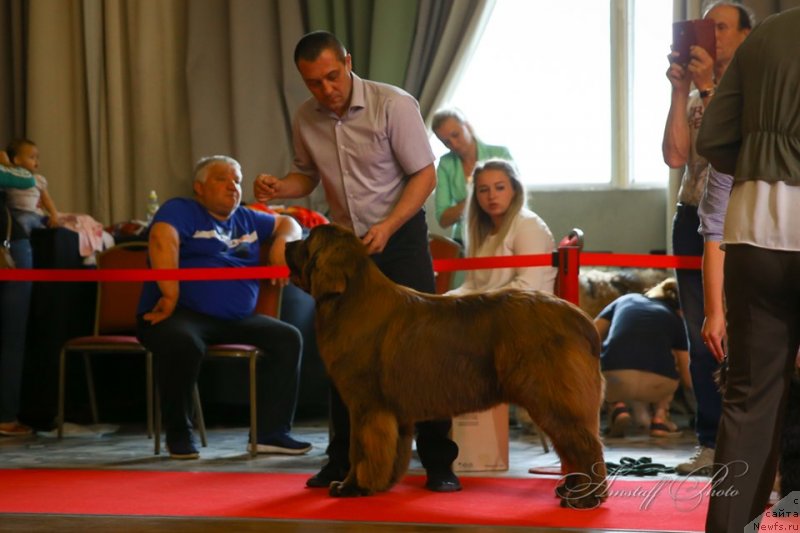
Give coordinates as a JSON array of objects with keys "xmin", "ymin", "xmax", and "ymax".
[{"xmin": 438, "ymin": 0, "xmax": 678, "ymax": 193}]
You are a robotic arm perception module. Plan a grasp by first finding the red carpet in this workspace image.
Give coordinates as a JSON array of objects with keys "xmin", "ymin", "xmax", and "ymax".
[{"xmin": 0, "ymin": 469, "xmax": 708, "ymax": 531}]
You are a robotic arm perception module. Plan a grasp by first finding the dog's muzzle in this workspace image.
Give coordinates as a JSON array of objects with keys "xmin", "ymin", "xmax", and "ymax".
[{"xmin": 285, "ymin": 240, "xmax": 305, "ymax": 277}]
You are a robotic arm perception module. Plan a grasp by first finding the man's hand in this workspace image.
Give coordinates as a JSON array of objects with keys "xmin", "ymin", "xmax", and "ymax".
[
  {"xmin": 361, "ymin": 221, "xmax": 395, "ymax": 255},
  {"xmin": 702, "ymin": 311, "xmax": 727, "ymax": 363},
  {"xmin": 686, "ymin": 45, "xmax": 715, "ymax": 92},
  {"xmin": 360, "ymin": 163, "xmax": 435, "ymax": 255},
  {"xmin": 666, "ymin": 52, "xmax": 691, "ymax": 93},
  {"xmin": 143, "ymin": 295, "xmax": 177, "ymax": 325},
  {"xmin": 254, "ymin": 174, "xmax": 282, "ymax": 203}
]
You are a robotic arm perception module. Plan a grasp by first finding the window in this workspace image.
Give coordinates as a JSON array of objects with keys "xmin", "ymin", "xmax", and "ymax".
[
  {"xmin": 630, "ymin": 1, "xmax": 675, "ymax": 185},
  {"xmin": 434, "ymin": 0, "xmax": 673, "ymax": 188}
]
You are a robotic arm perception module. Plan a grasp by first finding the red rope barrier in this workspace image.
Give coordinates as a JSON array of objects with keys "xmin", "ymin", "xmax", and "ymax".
[
  {"xmin": 582, "ymin": 252, "xmax": 702, "ymax": 269},
  {"xmin": 432, "ymin": 254, "xmax": 553, "ymax": 273},
  {"xmin": 0, "ymin": 252, "xmax": 700, "ymax": 282},
  {"xmin": 0, "ymin": 266, "xmax": 289, "ymax": 282}
]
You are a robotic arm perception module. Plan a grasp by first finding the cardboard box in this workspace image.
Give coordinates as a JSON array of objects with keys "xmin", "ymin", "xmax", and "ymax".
[{"xmin": 451, "ymin": 404, "xmax": 509, "ymax": 472}]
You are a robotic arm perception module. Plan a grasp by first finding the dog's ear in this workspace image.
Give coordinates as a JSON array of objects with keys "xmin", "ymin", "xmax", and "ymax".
[
  {"xmin": 285, "ymin": 240, "xmax": 309, "ymax": 290},
  {"xmin": 305, "ymin": 225, "xmax": 363, "ymax": 300},
  {"xmin": 310, "ymin": 260, "xmax": 348, "ymax": 300}
]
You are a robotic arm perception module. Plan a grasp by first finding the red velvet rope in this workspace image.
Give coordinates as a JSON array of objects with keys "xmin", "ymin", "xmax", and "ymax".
[
  {"xmin": 0, "ymin": 252, "xmax": 701, "ymax": 281},
  {"xmin": 581, "ymin": 252, "xmax": 702, "ymax": 269},
  {"xmin": 0, "ymin": 266, "xmax": 289, "ymax": 282}
]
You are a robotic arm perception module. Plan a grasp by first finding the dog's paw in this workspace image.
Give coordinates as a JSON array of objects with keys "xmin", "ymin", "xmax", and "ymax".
[
  {"xmin": 559, "ymin": 493, "xmax": 604, "ymax": 509},
  {"xmin": 556, "ymin": 476, "xmax": 607, "ymax": 509},
  {"xmin": 328, "ymin": 481, "xmax": 371, "ymax": 498}
]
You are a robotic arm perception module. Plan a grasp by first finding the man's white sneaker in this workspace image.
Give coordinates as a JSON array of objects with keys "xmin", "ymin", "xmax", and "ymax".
[{"xmin": 676, "ymin": 446, "xmax": 715, "ymax": 476}]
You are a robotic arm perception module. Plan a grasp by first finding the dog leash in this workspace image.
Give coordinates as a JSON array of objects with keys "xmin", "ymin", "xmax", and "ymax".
[{"xmin": 605, "ymin": 456, "xmax": 676, "ymax": 476}]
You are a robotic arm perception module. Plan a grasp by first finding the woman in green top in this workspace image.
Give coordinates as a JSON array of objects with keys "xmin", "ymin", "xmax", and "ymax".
[{"xmin": 432, "ymin": 109, "xmax": 513, "ymax": 243}]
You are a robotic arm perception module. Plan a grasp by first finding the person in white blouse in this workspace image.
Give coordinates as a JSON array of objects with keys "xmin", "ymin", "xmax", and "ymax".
[{"xmin": 447, "ymin": 158, "xmax": 556, "ymax": 297}]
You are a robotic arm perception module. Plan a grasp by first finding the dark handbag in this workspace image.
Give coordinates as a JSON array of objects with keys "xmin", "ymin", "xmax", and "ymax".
[{"xmin": 1, "ymin": 207, "xmax": 15, "ymax": 269}]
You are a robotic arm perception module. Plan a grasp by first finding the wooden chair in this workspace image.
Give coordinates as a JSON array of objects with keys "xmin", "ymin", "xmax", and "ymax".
[
  {"xmin": 57, "ymin": 239, "xmax": 282, "ymax": 457},
  {"xmin": 57, "ymin": 242, "xmax": 207, "ymax": 443},
  {"xmin": 428, "ymin": 233, "xmax": 463, "ymax": 295}
]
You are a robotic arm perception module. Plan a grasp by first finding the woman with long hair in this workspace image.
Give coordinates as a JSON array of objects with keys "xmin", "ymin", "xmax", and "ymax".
[{"xmin": 447, "ymin": 158, "xmax": 555, "ymax": 295}]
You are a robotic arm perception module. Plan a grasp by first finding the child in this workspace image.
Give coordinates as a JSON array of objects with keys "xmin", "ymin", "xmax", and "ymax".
[
  {"xmin": 4, "ymin": 139, "xmax": 59, "ymax": 234},
  {"xmin": 2, "ymin": 138, "xmax": 110, "ymax": 258}
]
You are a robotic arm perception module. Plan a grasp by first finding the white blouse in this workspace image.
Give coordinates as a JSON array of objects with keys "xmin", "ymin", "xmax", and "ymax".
[
  {"xmin": 448, "ymin": 208, "xmax": 556, "ymax": 296},
  {"xmin": 724, "ymin": 180, "xmax": 800, "ymax": 251}
]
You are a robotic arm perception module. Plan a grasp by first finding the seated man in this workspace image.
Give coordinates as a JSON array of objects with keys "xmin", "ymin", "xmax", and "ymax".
[{"xmin": 136, "ymin": 155, "xmax": 311, "ymax": 459}]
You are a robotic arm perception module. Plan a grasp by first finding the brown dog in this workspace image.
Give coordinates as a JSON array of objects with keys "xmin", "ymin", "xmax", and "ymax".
[{"xmin": 285, "ymin": 224, "xmax": 608, "ymax": 508}]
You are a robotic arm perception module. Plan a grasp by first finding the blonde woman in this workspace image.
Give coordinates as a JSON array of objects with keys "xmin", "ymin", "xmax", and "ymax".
[{"xmin": 447, "ymin": 158, "xmax": 556, "ymax": 296}]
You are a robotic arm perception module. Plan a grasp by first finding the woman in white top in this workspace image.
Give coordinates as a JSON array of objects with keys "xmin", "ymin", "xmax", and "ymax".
[{"xmin": 448, "ymin": 158, "xmax": 556, "ymax": 296}]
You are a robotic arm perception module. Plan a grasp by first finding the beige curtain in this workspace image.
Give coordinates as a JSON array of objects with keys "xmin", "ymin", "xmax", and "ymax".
[
  {"xmin": 304, "ymin": 0, "xmax": 494, "ymax": 118},
  {"xmin": 17, "ymin": 0, "xmax": 306, "ymax": 223},
  {"xmin": 5, "ymin": 0, "xmax": 493, "ymax": 223},
  {"xmin": 304, "ymin": 0, "xmax": 420, "ymax": 87},
  {"xmin": 23, "ymin": 0, "xmax": 192, "ymax": 223},
  {"xmin": 0, "ymin": 0, "xmax": 27, "ymax": 144},
  {"xmin": 412, "ymin": 0, "xmax": 494, "ymax": 119},
  {"xmin": 185, "ymin": 0, "xmax": 309, "ymax": 204}
]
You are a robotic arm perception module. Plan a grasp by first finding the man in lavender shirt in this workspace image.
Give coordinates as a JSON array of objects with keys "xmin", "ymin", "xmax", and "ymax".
[{"xmin": 254, "ymin": 31, "xmax": 460, "ymax": 493}]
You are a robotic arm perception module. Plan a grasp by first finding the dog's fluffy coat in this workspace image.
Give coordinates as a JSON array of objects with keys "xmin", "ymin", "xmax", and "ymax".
[{"xmin": 286, "ymin": 224, "xmax": 608, "ymax": 508}]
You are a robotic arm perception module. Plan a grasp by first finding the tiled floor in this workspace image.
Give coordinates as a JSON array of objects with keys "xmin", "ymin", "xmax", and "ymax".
[
  {"xmin": 0, "ymin": 411, "xmax": 706, "ymax": 532},
  {"xmin": 0, "ymin": 415, "xmax": 701, "ymax": 475}
]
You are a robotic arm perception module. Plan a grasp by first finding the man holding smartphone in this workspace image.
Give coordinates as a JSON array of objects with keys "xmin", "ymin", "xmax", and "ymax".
[{"xmin": 660, "ymin": 1, "xmax": 753, "ymax": 476}]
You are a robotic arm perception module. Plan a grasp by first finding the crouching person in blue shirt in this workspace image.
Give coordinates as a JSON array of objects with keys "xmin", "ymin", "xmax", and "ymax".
[{"xmin": 137, "ymin": 155, "xmax": 311, "ymax": 459}]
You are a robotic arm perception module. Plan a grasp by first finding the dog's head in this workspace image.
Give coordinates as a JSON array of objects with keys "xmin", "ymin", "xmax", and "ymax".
[{"xmin": 285, "ymin": 224, "xmax": 368, "ymax": 301}]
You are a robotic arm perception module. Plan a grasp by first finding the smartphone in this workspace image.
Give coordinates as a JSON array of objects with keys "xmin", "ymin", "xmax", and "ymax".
[{"xmin": 672, "ymin": 19, "xmax": 716, "ymax": 65}]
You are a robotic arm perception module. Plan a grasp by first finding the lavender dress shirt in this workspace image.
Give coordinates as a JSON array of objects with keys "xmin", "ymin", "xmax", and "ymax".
[{"xmin": 290, "ymin": 74, "xmax": 435, "ymax": 237}]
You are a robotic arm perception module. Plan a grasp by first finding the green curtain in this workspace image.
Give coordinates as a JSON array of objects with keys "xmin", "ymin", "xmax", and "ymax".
[
  {"xmin": 0, "ymin": 0, "xmax": 27, "ymax": 144},
  {"xmin": 303, "ymin": 0, "xmax": 419, "ymax": 87}
]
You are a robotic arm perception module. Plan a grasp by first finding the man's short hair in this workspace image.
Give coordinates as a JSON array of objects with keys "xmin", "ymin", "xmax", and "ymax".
[
  {"xmin": 294, "ymin": 31, "xmax": 347, "ymax": 65},
  {"xmin": 193, "ymin": 155, "xmax": 241, "ymax": 183},
  {"xmin": 703, "ymin": 1, "xmax": 756, "ymax": 30}
]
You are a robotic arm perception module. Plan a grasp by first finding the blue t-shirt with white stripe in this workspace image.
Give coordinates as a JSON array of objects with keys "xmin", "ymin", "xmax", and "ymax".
[{"xmin": 137, "ymin": 198, "xmax": 275, "ymax": 320}]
